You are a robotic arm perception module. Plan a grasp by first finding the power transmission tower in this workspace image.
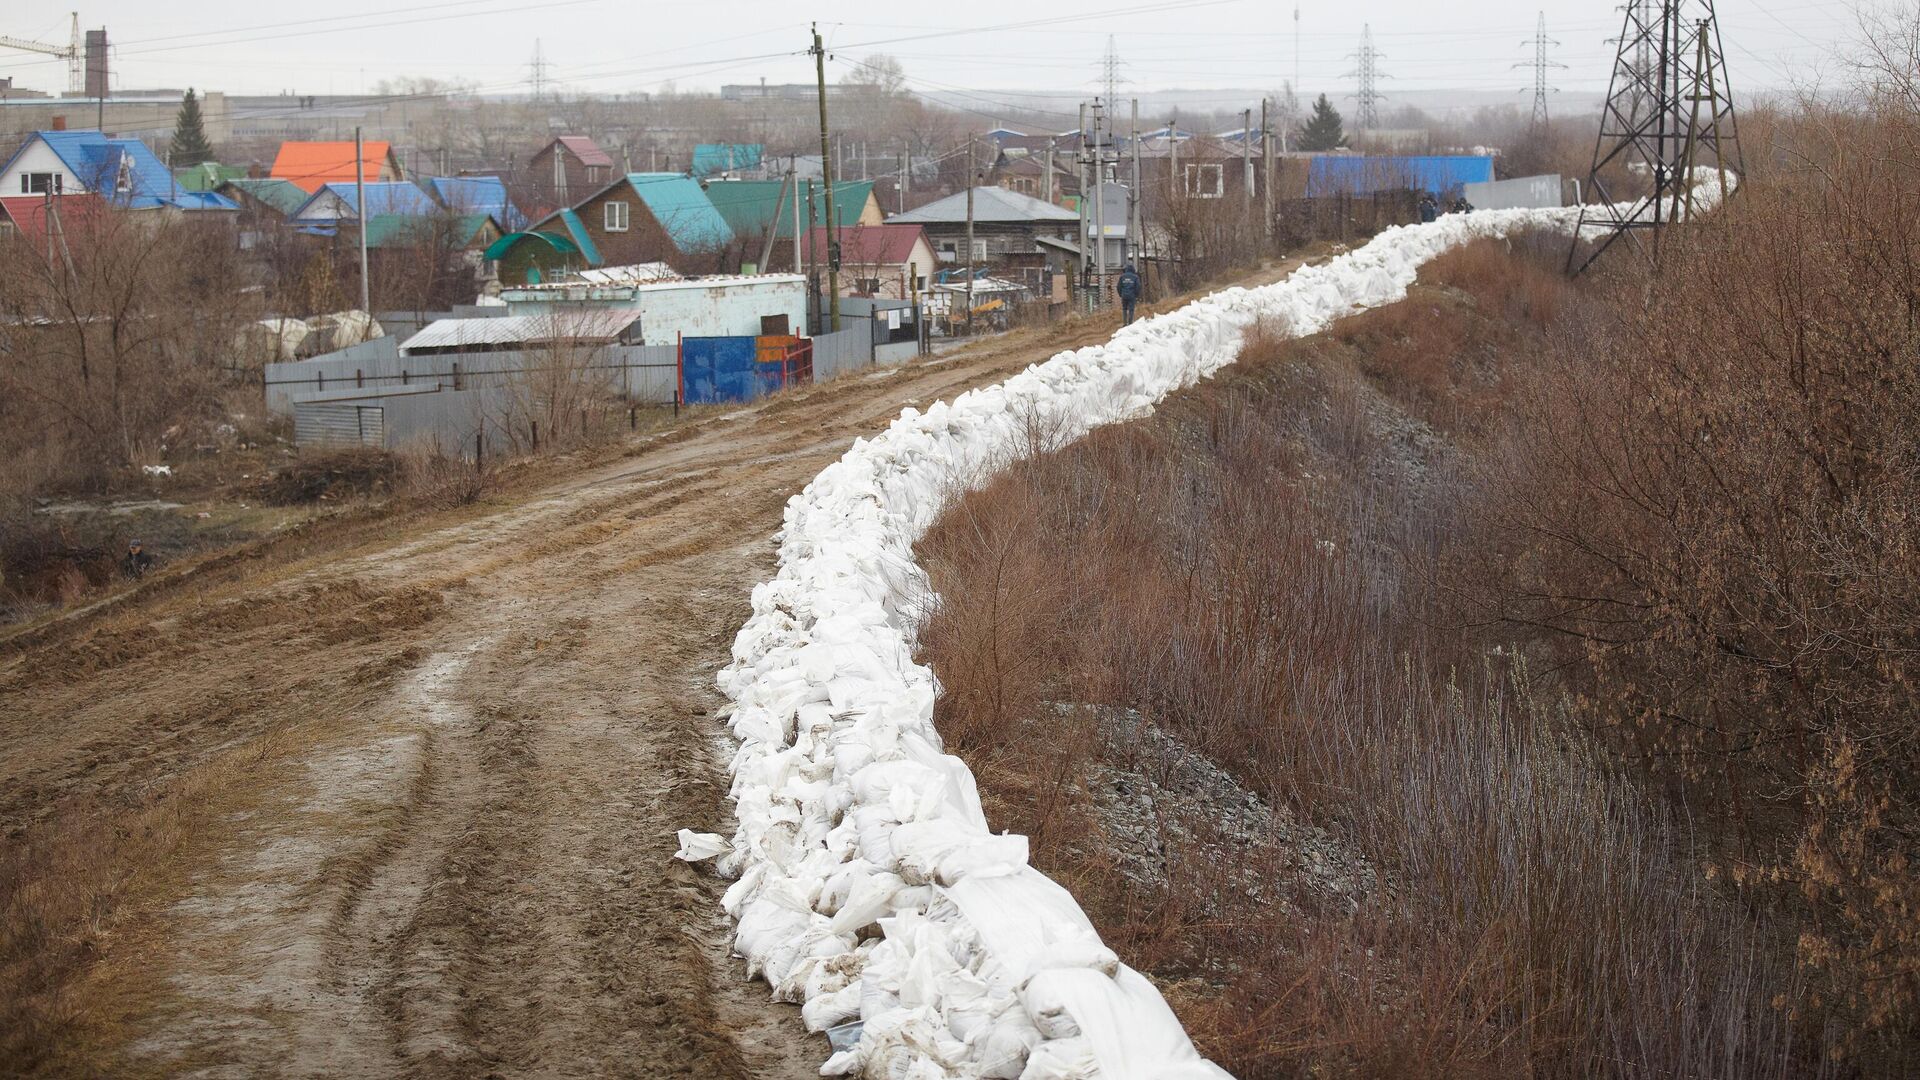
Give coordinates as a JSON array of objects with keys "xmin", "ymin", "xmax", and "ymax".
[
  {"xmin": 528, "ymin": 39, "xmax": 550, "ymax": 101},
  {"xmin": 1518, "ymin": 12, "xmax": 1564, "ymax": 127},
  {"xmin": 1569, "ymin": 0, "xmax": 1741, "ymax": 275},
  {"xmin": 1097, "ymin": 36, "xmax": 1125, "ymax": 108},
  {"xmin": 1346, "ymin": 25, "xmax": 1387, "ymax": 130}
]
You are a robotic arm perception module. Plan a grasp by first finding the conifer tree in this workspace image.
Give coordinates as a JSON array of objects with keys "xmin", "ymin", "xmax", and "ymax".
[
  {"xmin": 1296, "ymin": 94, "xmax": 1347, "ymax": 152},
  {"xmin": 170, "ymin": 88, "xmax": 215, "ymax": 169}
]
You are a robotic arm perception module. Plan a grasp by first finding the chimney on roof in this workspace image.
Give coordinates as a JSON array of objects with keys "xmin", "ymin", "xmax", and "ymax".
[{"xmin": 51, "ymin": 115, "xmax": 67, "ymax": 131}]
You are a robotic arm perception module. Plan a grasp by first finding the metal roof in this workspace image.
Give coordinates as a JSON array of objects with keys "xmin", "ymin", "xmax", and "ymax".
[
  {"xmin": 270, "ymin": 140, "xmax": 393, "ymax": 193},
  {"xmin": 429, "ymin": 176, "xmax": 524, "ymax": 228},
  {"xmin": 303, "ymin": 180, "xmax": 440, "ymax": 219},
  {"xmin": 624, "ymin": 172, "xmax": 734, "ymax": 251},
  {"xmin": 400, "ymin": 310, "xmax": 643, "ymax": 354},
  {"xmin": 703, "ymin": 179, "xmax": 875, "ymax": 240},
  {"xmin": 362, "ymin": 212, "xmax": 496, "ymax": 249},
  {"xmin": 8, "ymin": 130, "xmax": 238, "ymax": 211},
  {"xmin": 691, "ymin": 143, "xmax": 763, "ymax": 177},
  {"xmin": 887, "ymin": 186, "xmax": 1078, "ymax": 225},
  {"xmin": 550, "ymin": 135, "xmax": 613, "ymax": 169},
  {"xmin": 220, "ymin": 178, "xmax": 309, "ymax": 216}
]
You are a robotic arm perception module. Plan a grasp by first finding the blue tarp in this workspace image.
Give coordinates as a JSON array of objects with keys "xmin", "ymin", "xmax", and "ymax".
[
  {"xmin": 1306, "ymin": 155, "xmax": 1495, "ymax": 197},
  {"xmin": 680, "ymin": 336, "xmax": 785, "ymax": 404}
]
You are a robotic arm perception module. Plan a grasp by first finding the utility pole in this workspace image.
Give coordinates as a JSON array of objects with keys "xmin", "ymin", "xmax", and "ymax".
[
  {"xmin": 1241, "ymin": 106, "xmax": 1253, "ymax": 222},
  {"xmin": 811, "ymin": 24, "xmax": 839, "ymax": 330},
  {"xmin": 1044, "ymin": 138, "xmax": 1056, "ymax": 204},
  {"xmin": 1092, "ymin": 99, "xmax": 1108, "ymax": 288},
  {"xmin": 1077, "ymin": 102, "xmax": 1091, "ymax": 292},
  {"xmin": 791, "ymin": 160, "xmax": 803, "ymax": 276},
  {"xmin": 1129, "ymin": 98, "xmax": 1141, "ymax": 267},
  {"xmin": 355, "ymin": 126, "xmax": 370, "ymax": 315},
  {"xmin": 1169, "ymin": 112, "xmax": 1179, "ymax": 197},
  {"xmin": 1262, "ymin": 97, "xmax": 1274, "ymax": 241},
  {"xmin": 965, "ymin": 134, "xmax": 976, "ymax": 334}
]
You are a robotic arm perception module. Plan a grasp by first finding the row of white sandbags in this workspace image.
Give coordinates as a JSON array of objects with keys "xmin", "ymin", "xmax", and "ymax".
[{"xmin": 694, "ymin": 185, "xmax": 1729, "ymax": 1079}]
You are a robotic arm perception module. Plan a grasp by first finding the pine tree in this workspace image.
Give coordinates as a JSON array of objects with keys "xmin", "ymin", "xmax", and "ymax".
[
  {"xmin": 1296, "ymin": 94, "xmax": 1346, "ymax": 152},
  {"xmin": 170, "ymin": 88, "xmax": 215, "ymax": 169}
]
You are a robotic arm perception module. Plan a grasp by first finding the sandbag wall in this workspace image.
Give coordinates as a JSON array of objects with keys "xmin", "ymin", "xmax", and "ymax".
[{"xmin": 696, "ymin": 198, "xmax": 1675, "ymax": 1078}]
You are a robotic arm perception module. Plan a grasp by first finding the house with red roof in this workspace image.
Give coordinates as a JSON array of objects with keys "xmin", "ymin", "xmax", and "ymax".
[
  {"xmin": 269, "ymin": 140, "xmax": 402, "ymax": 193},
  {"xmin": 798, "ymin": 223, "xmax": 935, "ymax": 299},
  {"xmin": 526, "ymin": 135, "xmax": 614, "ymax": 215}
]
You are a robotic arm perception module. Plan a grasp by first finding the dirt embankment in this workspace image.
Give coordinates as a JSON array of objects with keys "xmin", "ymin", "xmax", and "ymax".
[{"xmin": 0, "ymin": 304, "xmax": 1175, "ymax": 1077}]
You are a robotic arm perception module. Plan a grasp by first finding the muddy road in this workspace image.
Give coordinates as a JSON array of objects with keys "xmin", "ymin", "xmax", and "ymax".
[{"xmin": 0, "ymin": 315, "xmax": 1147, "ymax": 1077}]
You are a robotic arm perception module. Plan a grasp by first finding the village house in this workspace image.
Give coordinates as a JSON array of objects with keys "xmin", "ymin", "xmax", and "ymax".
[
  {"xmin": 270, "ymin": 139, "xmax": 401, "ymax": 193},
  {"xmin": 0, "ymin": 129, "xmax": 239, "ymax": 213},
  {"xmin": 886, "ymin": 186, "xmax": 1078, "ymax": 285},
  {"xmin": 289, "ymin": 180, "xmax": 440, "ymax": 226},
  {"xmin": 525, "ymin": 135, "xmax": 614, "ymax": 214},
  {"xmin": 705, "ymin": 178, "xmax": 882, "ymax": 270},
  {"xmin": 799, "ymin": 223, "xmax": 935, "ymax": 299},
  {"xmin": 489, "ymin": 172, "xmax": 734, "ymax": 284}
]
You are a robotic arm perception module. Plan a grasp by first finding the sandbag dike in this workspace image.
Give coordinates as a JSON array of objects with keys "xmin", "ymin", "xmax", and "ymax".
[{"xmin": 689, "ymin": 187, "xmax": 1724, "ymax": 1078}]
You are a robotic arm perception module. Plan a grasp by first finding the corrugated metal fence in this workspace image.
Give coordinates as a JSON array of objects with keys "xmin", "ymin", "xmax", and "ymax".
[{"xmin": 267, "ymin": 343, "xmax": 681, "ymax": 414}]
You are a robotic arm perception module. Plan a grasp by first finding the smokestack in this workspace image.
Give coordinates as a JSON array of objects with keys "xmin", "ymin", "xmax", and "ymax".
[{"xmin": 84, "ymin": 29, "xmax": 108, "ymax": 100}]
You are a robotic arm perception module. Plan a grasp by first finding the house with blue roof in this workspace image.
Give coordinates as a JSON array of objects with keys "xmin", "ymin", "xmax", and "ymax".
[
  {"xmin": 290, "ymin": 180, "xmax": 442, "ymax": 226},
  {"xmin": 487, "ymin": 172, "xmax": 736, "ymax": 284},
  {"xmin": 428, "ymin": 176, "xmax": 526, "ymax": 230},
  {"xmin": 0, "ymin": 129, "xmax": 238, "ymax": 213}
]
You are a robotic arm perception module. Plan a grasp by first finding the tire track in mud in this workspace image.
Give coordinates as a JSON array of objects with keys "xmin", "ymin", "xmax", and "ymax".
[{"xmin": 2, "ymin": 315, "xmax": 1195, "ymax": 1077}]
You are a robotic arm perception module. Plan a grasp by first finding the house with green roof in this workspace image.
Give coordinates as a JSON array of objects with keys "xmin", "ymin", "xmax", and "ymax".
[
  {"xmin": 216, "ymin": 177, "xmax": 311, "ymax": 218},
  {"xmin": 488, "ymin": 172, "xmax": 736, "ymax": 284},
  {"xmin": 703, "ymin": 179, "xmax": 881, "ymax": 244},
  {"xmin": 176, "ymin": 161, "xmax": 251, "ymax": 192}
]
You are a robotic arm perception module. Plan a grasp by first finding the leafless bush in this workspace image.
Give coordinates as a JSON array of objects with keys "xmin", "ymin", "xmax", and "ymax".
[{"xmin": 0, "ymin": 212, "xmax": 255, "ymax": 495}]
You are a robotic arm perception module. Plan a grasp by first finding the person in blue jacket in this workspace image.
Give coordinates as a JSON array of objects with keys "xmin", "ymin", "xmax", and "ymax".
[{"xmin": 1116, "ymin": 263, "xmax": 1142, "ymax": 325}]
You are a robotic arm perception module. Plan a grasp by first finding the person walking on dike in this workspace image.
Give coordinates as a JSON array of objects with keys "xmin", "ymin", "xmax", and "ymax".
[{"xmin": 1117, "ymin": 263, "xmax": 1142, "ymax": 325}]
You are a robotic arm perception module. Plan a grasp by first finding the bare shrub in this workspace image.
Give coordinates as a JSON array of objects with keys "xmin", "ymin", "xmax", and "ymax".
[
  {"xmin": 396, "ymin": 442, "xmax": 490, "ymax": 509},
  {"xmin": 251, "ymin": 447, "xmax": 399, "ymax": 505},
  {"xmin": 0, "ymin": 212, "xmax": 254, "ymax": 495}
]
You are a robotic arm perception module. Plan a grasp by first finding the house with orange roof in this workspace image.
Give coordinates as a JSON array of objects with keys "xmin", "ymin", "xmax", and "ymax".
[{"xmin": 269, "ymin": 140, "xmax": 402, "ymax": 193}]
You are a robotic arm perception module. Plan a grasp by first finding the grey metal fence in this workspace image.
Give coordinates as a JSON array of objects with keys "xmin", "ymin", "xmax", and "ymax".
[{"xmin": 268, "ymin": 343, "xmax": 681, "ymax": 413}]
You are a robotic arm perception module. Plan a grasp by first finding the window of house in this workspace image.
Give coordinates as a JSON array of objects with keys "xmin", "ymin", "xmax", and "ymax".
[
  {"xmin": 971, "ymin": 239, "xmax": 987, "ymax": 259},
  {"xmin": 1184, "ymin": 163, "xmax": 1224, "ymax": 198},
  {"xmin": 20, "ymin": 172, "xmax": 61, "ymax": 195},
  {"xmin": 1004, "ymin": 177, "xmax": 1036, "ymax": 195},
  {"xmin": 604, "ymin": 200, "xmax": 630, "ymax": 232},
  {"xmin": 860, "ymin": 278, "xmax": 881, "ymax": 294}
]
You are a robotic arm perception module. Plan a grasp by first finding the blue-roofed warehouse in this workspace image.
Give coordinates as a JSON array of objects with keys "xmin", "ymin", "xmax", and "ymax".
[
  {"xmin": 0, "ymin": 129, "xmax": 239, "ymax": 212},
  {"xmin": 1306, "ymin": 155, "xmax": 1495, "ymax": 198}
]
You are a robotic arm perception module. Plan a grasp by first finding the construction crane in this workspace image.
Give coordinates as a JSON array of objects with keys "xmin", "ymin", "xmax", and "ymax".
[{"xmin": 0, "ymin": 13, "xmax": 84, "ymax": 96}]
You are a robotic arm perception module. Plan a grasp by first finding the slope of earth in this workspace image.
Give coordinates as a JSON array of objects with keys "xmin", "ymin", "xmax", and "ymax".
[{"xmin": 0, "ymin": 263, "xmax": 1306, "ymax": 1079}]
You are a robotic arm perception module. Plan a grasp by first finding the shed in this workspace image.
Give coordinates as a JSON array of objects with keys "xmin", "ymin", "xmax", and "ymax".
[{"xmin": 399, "ymin": 309, "xmax": 644, "ymax": 355}]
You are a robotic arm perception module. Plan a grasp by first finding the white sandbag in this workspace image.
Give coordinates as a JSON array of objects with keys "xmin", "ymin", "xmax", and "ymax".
[{"xmin": 673, "ymin": 829, "xmax": 731, "ymax": 862}]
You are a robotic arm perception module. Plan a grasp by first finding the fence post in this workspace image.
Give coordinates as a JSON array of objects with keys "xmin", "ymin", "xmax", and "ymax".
[
  {"xmin": 629, "ymin": 406, "xmax": 636, "ymax": 431},
  {"xmin": 475, "ymin": 430, "xmax": 484, "ymax": 472},
  {"xmin": 356, "ymin": 368, "xmax": 364, "ymax": 388},
  {"xmin": 675, "ymin": 331, "xmax": 683, "ymax": 418},
  {"xmin": 531, "ymin": 420, "xmax": 539, "ymax": 452}
]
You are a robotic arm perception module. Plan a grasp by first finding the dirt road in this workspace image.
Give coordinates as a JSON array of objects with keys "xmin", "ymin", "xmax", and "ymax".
[{"xmin": 0, "ymin": 312, "xmax": 1163, "ymax": 1077}]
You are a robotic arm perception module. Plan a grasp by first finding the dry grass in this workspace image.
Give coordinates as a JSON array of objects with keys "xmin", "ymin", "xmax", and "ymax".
[{"xmin": 914, "ymin": 234, "xmax": 1840, "ymax": 1076}]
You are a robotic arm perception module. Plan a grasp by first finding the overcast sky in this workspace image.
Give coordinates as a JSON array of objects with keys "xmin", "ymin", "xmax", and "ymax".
[{"xmin": 0, "ymin": 1, "xmax": 1867, "ymax": 105}]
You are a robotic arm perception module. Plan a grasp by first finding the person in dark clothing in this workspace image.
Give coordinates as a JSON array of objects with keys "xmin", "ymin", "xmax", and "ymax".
[
  {"xmin": 1116, "ymin": 263, "xmax": 1142, "ymax": 325},
  {"xmin": 1418, "ymin": 193, "xmax": 1439, "ymax": 223},
  {"xmin": 1451, "ymin": 196, "xmax": 1475, "ymax": 214},
  {"xmin": 121, "ymin": 539, "xmax": 154, "ymax": 580}
]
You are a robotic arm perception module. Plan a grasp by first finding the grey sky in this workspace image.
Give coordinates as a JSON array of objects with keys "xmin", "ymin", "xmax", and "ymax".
[{"xmin": 0, "ymin": 1, "xmax": 1866, "ymax": 104}]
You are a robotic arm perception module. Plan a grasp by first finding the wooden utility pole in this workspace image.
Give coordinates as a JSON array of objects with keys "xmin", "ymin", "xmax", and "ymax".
[
  {"xmin": 355, "ymin": 126, "xmax": 371, "ymax": 315},
  {"xmin": 1262, "ymin": 97, "xmax": 1275, "ymax": 241},
  {"xmin": 1129, "ymin": 98, "xmax": 1141, "ymax": 267},
  {"xmin": 1077, "ymin": 103, "xmax": 1091, "ymax": 290},
  {"xmin": 790, "ymin": 153, "xmax": 801, "ymax": 276},
  {"xmin": 811, "ymin": 24, "xmax": 839, "ymax": 330},
  {"xmin": 1092, "ymin": 100, "xmax": 1108, "ymax": 285},
  {"xmin": 759, "ymin": 167, "xmax": 790, "ymax": 272},
  {"xmin": 1241, "ymin": 107, "xmax": 1254, "ymax": 228},
  {"xmin": 1169, "ymin": 112, "xmax": 1179, "ymax": 196},
  {"xmin": 965, "ymin": 133, "xmax": 976, "ymax": 333},
  {"xmin": 1044, "ymin": 138, "xmax": 1056, "ymax": 204}
]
